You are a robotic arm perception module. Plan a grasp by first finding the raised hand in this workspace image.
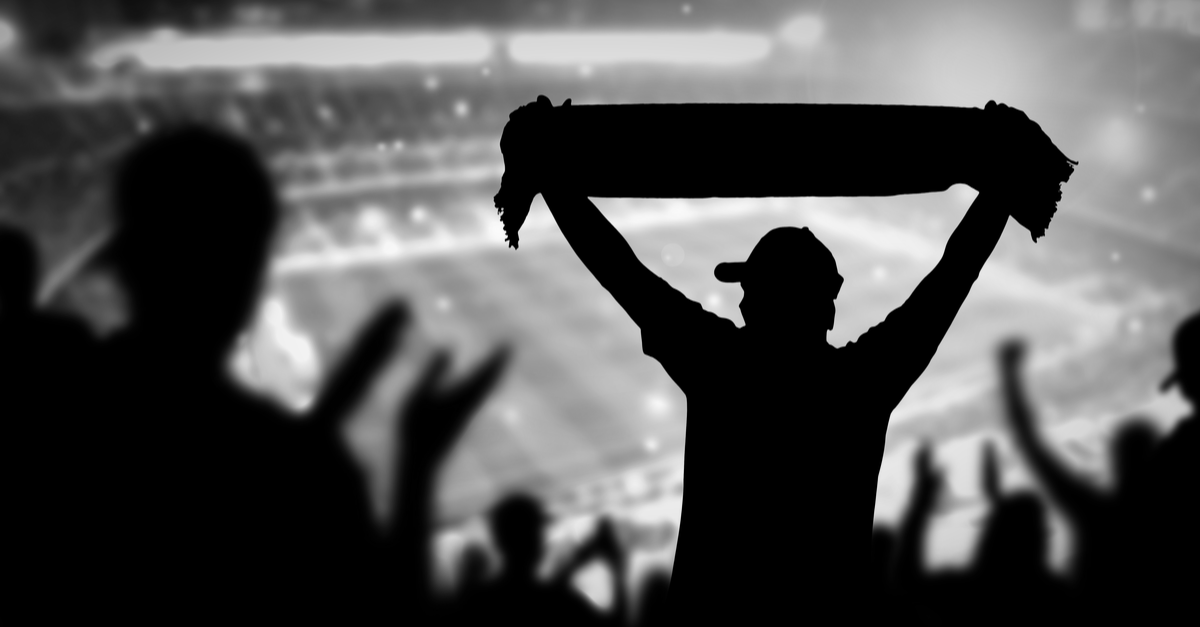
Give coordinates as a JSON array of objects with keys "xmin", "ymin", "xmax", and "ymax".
[
  {"xmin": 897, "ymin": 443, "xmax": 944, "ymax": 583},
  {"xmin": 388, "ymin": 343, "xmax": 511, "ymax": 615},
  {"xmin": 977, "ymin": 101, "xmax": 1077, "ymax": 240},
  {"xmin": 576, "ymin": 516, "xmax": 624, "ymax": 565},
  {"xmin": 399, "ymin": 344, "xmax": 512, "ymax": 471},
  {"xmin": 997, "ymin": 338, "xmax": 1098, "ymax": 523},
  {"xmin": 911, "ymin": 444, "xmax": 944, "ymax": 526},
  {"xmin": 308, "ymin": 302, "xmax": 409, "ymax": 433},
  {"xmin": 998, "ymin": 339, "xmax": 1034, "ymax": 434},
  {"xmin": 495, "ymin": 95, "xmax": 574, "ymax": 248},
  {"xmin": 286, "ymin": 302, "xmax": 409, "ymax": 549}
]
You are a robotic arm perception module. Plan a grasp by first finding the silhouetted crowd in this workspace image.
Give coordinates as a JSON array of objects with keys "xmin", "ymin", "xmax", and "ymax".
[{"xmin": 2, "ymin": 124, "xmax": 1195, "ymax": 624}]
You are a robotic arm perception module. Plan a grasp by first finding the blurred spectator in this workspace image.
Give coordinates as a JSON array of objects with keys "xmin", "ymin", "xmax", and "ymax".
[
  {"xmin": 1000, "ymin": 339, "xmax": 1163, "ymax": 621},
  {"xmin": 888, "ymin": 440, "xmax": 1072, "ymax": 626},
  {"xmin": 453, "ymin": 494, "xmax": 612, "ymax": 626},
  {"xmin": 387, "ymin": 343, "xmax": 511, "ymax": 623},
  {"xmin": 454, "ymin": 542, "xmax": 494, "ymax": 598},
  {"xmin": 2, "ymin": 223, "xmax": 97, "ymax": 622},
  {"xmin": 70, "ymin": 123, "xmax": 406, "ymax": 622},
  {"xmin": 634, "ymin": 569, "xmax": 673, "ymax": 627}
]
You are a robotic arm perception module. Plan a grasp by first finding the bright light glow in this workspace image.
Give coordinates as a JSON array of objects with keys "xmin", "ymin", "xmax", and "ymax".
[
  {"xmin": 89, "ymin": 31, "xmax": 494, "ymax": 72},
  {"xmin": 644, "ymin": 392, "xmax": 672, "ymax": 418},
  {"xmin": 508, "ymin": 31, "xmax": 771, "ymax": 67},
  {"xmin": 911, "ymin": 22, "xmax": 1029, "ymax": 107},
  {"xmin": 0, "ymin": 16, "xmax": 18, "ymax": 52},
  {"xmin": 1095, "ymin": 117, "xmax": 1144, "ymax": 173},
  {"xmin": 661, "ymin": 243, "xmax": 685, "ymax": 266},
  {"xmin": 779, "ymin": 14, "xmax": 825, "ymax": 49}
]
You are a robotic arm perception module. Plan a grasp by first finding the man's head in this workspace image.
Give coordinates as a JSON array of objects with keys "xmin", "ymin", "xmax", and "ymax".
[
  {"xmin": 98, "ymin": 124, "xmax": 279, "ymax": 360},
  {"xmin": 488, "ymin": 492, "xmax": 549, "ymax": 579},
  {"xmin": 715, "ymin": 227, "xmax": 842, "ymax": 337},
  {"xmin": 1161, "ymin": 311, "xmax": 1199, "ymax": 405}
]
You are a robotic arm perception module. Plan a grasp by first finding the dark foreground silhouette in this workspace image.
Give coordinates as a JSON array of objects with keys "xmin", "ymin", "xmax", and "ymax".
[
  {"xmin": 505, "ymin": 96, "xmax": 1067, "ymax": 623},
  {"xmin": 873, "ymin": 319, "xmax": 1198, "ymax": 626},
  {"xmin": 5, "ymin": 115, "xmax": 1196, "ymax": 627}
]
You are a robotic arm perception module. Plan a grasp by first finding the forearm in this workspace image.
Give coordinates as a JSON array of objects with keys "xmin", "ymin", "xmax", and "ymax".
[
  {"xmin": 540, "ymin": 192, "xmax": 646, "ymax": 290},
  {"xmin": 1000, "ymin": 370, "xmax": 1096, "ymax": 516},
  {"xmin": 610, "ymin": 558, "xmax": 629, "ymax": 626},
  {"xmin": 939, "ymin": 192, "xmax": 1009, "ymax": 280},
  {"xmin": 390, "ymin": 456, "xmax": 437, "ymax": 607}
]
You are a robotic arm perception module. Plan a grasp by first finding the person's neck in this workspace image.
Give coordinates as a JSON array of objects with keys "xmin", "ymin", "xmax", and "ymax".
[{"xmin": 748, "ymin": 324, "xmax": 828, "ymax": 347}]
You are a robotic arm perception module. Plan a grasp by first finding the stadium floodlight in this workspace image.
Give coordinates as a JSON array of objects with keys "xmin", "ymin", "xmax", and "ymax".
[
  {"xmin": 88, "ymin": 30, "xmax": 494, "ymax": 72},
  {"xmin": 779, "ymin": 14, "xmax": 825, "ymax": 50},
  {"xmin": 506, "ymin": 31, "xmax": 771, "ymax": 67}
]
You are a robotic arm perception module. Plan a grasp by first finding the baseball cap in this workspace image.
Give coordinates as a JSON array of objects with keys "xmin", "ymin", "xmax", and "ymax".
[
  {"xmin": 714, "ymin": 226, "xmax": 843, "ymax": 299},
  {"xmin": 1161, "ymin": 311, "xmax": 1199, "ymax": 392}
]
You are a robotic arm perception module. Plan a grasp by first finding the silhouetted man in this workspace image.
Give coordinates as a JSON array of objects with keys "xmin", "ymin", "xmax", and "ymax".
[
  {"xmin": 540, "ymin": 144, "xmax": 1032, "ymax": 621},
  {"xmin": 1155, "ymin": 311, "xmax": 1198, "ymax": 477},
  {"xmin": 1141, "ymin": 311, "xmax": 1199, "ymax": 622},
  {"xmin": 1, "ymin": 225, "xmax": 97, "ymax": 623},
  {"xmin": 77, "ymin": 124, "xmax": 401, "ymax": 622}
]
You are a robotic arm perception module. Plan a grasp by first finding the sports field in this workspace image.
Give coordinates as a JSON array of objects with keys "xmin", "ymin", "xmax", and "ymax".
[{"xmin": 253, "ymin": 180, "xmax": 1195, "ymax": 585}]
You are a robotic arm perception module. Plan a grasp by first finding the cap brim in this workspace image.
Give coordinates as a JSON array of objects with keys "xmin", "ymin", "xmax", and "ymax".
[{"xmin": 714, "ymin": 262, "xmax": 746, "ymax": 283}]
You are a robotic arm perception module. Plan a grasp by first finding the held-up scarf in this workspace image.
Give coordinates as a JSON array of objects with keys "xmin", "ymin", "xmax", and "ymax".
[{"xmin": 493, "ymin": 96, "xmax": 1077, "ymax": 249}]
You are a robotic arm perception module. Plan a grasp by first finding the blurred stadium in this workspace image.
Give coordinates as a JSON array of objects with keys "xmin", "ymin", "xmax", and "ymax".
[{"xmin": 1, "ymin": 0, "xmax": 1198, "ymax": 601}]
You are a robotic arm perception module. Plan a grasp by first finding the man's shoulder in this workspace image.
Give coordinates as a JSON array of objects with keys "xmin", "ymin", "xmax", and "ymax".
[{"xmin": 1160, "ymin": 415, "xmax": 1198, "ymax": 461}]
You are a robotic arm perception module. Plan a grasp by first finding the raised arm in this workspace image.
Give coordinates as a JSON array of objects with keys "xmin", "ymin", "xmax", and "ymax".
[
  {"xmin": 540, "ymin": 191, "xmax": 736, "ymax": 393},
  {"xmin": 896, "ymin": 444, "xmax": 941, "ymax": 587},
  {"xmin": 851, "ymin": 191, "xmax": 1010, "ymax": 412},
  {"xmin": 997, "ymin": 340, "xmax": 1100, "ymax": 521},
  {"xmin": 548, "ymin": 517, "xmax": 630, "ymax": 626},
  {"xmin": 541, "ymin": 191, "xmax": 664, "ymax": 324},
  {"xmin": 389, "ymin": 346, "xmax": 511, "ymax": 619}
]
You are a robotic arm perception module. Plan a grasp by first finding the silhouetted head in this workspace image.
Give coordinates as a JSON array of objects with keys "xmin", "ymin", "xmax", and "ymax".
[
  {"xmin": 0, "ymin": 226, "xmax": 38, "ymax": 320},
  {"xmin": 99, "ymin": 124, "xmax": 279, "ymax": 362},
  {"xmin": 1162, "ymin": 311, "xmax": 1199, "ymax": 406},
  {"xmin": 716, "ymin": 227, "xmax": 842, "ymax": 339},
  {"xmin": 458, "ymin": 543, "xmax": 493, "ymax": 592},
  {"xmin": 976, "ymin": 493, "xmax": 1048, "ymax": 578},
  {"xmin": 488, "ymin": 493, "xmax": 549, "ymax": 580},
  {"xmin": 636, "ymin": 570, "xmax": 672, "ymax": 627},
  {"xmin": 1111, "ymin": 420, "xmax": 1159, "ymax": 492}
]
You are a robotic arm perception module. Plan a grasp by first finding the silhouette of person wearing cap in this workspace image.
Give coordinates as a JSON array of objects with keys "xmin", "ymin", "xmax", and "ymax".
[
  {"xmin": 1139, "ymin": 311, "xmax": 1199, "ymax": 622},
  {"xmin": 998, "ymin": 319, "xmax": 1199, "ymax": 624},
  {"xmin": 540, "ymin": 176, "xmax": 1022, "ymax": 622}
]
